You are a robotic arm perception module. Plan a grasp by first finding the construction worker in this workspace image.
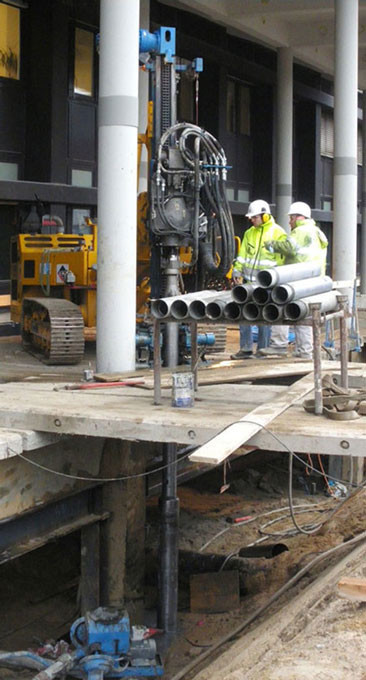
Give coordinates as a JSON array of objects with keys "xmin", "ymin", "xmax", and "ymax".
[
  {"xmin": 259, "ymin": 201, "xmax": 328, "ymax": 359},
  {"xmin": 230, "ymin": 199, "xmax": 288, "ymax": 359}
]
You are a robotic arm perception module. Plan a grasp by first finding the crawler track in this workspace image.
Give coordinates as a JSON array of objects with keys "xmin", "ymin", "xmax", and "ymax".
[{"xmin": 21, "ymin": 297, "xmax": 85, "ymax": 365}]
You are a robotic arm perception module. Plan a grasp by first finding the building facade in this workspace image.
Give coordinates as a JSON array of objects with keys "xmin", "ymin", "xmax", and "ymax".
[{"xmin": 0, "ymin": 0, "xmax": 362, "ymax": 280}]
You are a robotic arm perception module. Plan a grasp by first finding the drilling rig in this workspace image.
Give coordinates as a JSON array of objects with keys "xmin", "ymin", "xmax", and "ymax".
[{"xmin": 10, "ymin": 27, "xmax": 235, "ymax": 365}]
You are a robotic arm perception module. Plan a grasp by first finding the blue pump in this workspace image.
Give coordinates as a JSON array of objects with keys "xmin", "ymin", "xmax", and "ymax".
[{"xmin": 0, "ymin": 608, "xmax": 163, "ymax": 680}]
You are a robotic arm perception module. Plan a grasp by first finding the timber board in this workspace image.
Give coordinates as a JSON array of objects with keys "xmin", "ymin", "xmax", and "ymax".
[
  {"xmin": 96, "ymin": 359, "xmax": 362, "ymax": 389},
  {"xmin": 0, "ymin": 369, "xmax": 365, "ymax": 456}
]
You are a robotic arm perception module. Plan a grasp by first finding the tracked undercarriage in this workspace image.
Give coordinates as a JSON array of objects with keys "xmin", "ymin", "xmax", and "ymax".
[{"xmin": 21, "ymin": 298, "xmax": 85, "ymax": 365}]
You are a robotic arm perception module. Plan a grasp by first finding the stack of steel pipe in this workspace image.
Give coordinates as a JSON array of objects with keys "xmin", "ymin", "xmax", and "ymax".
[
  {"xmin": 150, "ymin": 263, "xmax": 339, "ymax": 323},
  {"xmin": 255, "ymin": 262, "xmax": 338, "ymax": 322}
]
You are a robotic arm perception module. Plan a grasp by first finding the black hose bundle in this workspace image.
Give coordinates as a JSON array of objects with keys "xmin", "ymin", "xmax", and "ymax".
[{"xmin": 154, "ymin": 122, "xmax": 235, "ymax": 277}]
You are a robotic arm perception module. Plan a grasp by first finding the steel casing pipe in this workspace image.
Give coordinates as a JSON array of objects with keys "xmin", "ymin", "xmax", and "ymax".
[
  {"xmin": 224, "ymin": 301, "xmax": 242, "ymax": 321},
  {"xmin": 271, "ymin": 275, "xmax": 333, "ymax": 304},
  {"xmin": 151, "ymin": 290, "xmax": 216, "ymax": 319},
  {"xmin": 262, "ymin": 303, "xmax": 284, "ymax": 322},
  {"xmin": 189, "ymin": 290, "xmax": 233, "ymax": 320},
  {"xmin": 205, "ymin": 292, "xmax": 233, "ymax": 320},
  {"xmin": 189, "ymin": 299, "xmax": 207, "ymax": 320},
  {"xmin": 232, "ymin": 283, "xmax": 257, "ymax": 304},
  {"xmin": 252, "ymin": 287, "xmax": 272, "ymax": 305},
  {"xmin": 205, "ymin": 300, "xmax": 225, "ymax": 320},
  {"xmin": 170, "ymin": 290, "xmax": 221, "ymax": 320},
  {"xmin": 256, "ymin": 262, "xmax": 322, "ymax": 288},
  {"xmin": 285, "ymin": 290, "xmax": 339, "ymax": 321},
  {"xmin": 242, "ymin": 302, "xmax": 261, "ymax": 321}
]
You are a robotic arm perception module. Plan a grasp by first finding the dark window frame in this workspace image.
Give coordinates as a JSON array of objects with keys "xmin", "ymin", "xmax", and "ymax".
[
  {"xmin": 68, "ymin": 20, "xmax": 99, "ymax": 102},
  {"xmin": 0, "ymin": 1, "xmax": 23, "ymax": 84}
]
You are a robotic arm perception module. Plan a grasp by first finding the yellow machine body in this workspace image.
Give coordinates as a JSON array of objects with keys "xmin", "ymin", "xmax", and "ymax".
[{"xmin": 11, "ymin": 230, "xmax": 97, "ymax": 331}]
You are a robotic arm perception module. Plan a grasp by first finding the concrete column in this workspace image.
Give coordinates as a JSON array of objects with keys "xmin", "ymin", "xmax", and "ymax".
[
  {"xmin": 361, "ymin": 90, "xmax": 366, "ymax": 294},
  {"xmin": 276, "ymin": 47, "xmax": 293, "ymax": 233},
  {"xmin": 96, "ymin": 0, "xmax": 139, "ymax": 372},
  {"xmin": 138, "ymin": 0, "xmax": 150, "ymax": 195},
  {"xmin": 333, "ymin": 0, "xmax": 358, "ymax": 291}
]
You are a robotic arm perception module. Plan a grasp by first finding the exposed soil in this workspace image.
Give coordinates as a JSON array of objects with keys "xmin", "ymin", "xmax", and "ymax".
[
  {"xmin": 143, "ymin": 448, "xmax": 366, "ymax": 680},
  {"xmin": 0, "ymin": 332, "xmax": 365, "ymax": 680}
]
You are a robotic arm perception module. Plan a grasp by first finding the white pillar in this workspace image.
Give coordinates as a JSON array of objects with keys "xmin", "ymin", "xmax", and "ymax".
[
  {"xmin": 276, "ymin": 47, "xmax": 293, "ymax": 233},
  {"xmin": 138, "ymin": 0, "xmax": 150, "ymax": 195},
  {"xmin": 361, "ymin": 90, "xmax": 366, "ymax": 294},
  {"xmin": 333, "ymin": 0, "xmax": 358, "ymax": 291},
  {"xmin": 97, "ymin": 0, "xmax": 139, "ymax": 373}
]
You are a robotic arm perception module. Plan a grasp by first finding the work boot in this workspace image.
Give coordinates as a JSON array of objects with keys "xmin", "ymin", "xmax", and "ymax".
[
  {"xmin": 230, "ymin": 349, "xmax": 253, "ymax": 360},
  {"xmin": 294, "ymin": 352, "xmax": 312, "ymax": 360},
  {"xmin": 258, "ymin": 346, "xmax": 288, "ymax": 357}
]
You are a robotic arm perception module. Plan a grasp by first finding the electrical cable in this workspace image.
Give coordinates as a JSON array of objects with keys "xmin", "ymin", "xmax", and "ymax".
[
  {"xmin": 8, "ymin": 445, "xmax": 196, "ymax": 483},
  {"xmin": 170, "ymin": 530, "xmax": 366, "ymax": 680},
  {"xmin": 239, "ymin": 418, "xmax": 365, "ymax": 536},
  {"xmin": 198, "ymin": 502, "xmax": 332, "ymax": 553},
  {"xmin": 288, "ymin": 449, "xmax": 323, "ymax": 535},
  {"xmin": 7, "ymin": 418, "xmax": 363, "ymax": 522},
  {"xmin": 317, "ymin": 453, "xmax": 333, "ymax": 495},
  {"xmin": 216, "ymin": 506, "xmax": 332, "ymax": 570}
]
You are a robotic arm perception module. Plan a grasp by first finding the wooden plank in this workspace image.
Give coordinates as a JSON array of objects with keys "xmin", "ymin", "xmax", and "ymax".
[
  {"xmin": 0, "ymin": 512, "xmax": 109, "ymax": 565},
  {"xmin": 189, "ymin": 372, "xmax": 315, "ymax": 465},
  {"xmin": 139, "ymin": 360, "xmax": 361, "ymax": 390},
  {"xmin": 337, "ymin": 577, "xmax": 366, "ymax": 601},
  {"xmin": 94, "ymin": 360, "xmax": 359, "ymax": 390},
  {"xmin": 0, "ymin": 376, "xmax": 366, "ymax": 456}
]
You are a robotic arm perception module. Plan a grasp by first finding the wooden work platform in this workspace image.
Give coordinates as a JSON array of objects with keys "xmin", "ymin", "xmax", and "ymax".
[{"xmin": 0, "ymin": 359, "xmax": 364, "ymax": 458}]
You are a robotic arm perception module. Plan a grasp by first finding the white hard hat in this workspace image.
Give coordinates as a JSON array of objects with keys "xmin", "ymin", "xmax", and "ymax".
[
  {"xmin": 288, "ymin": 201, "xmax": 311, "ymax": 219},
  {"xmin": 246, "ymin": 199, "xmax": 271, "ymax": 218}
]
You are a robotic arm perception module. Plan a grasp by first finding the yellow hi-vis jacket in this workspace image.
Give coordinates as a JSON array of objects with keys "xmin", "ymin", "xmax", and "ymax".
[
  {"xmin": 268, "ymin": 218, "xmax": 328, "ymax": 275},
  {"xmin": 232, "ymin": 216, "xmax": 286, "ymax": 282}
]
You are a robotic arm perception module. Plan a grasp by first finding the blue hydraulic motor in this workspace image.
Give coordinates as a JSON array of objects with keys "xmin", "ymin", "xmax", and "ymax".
[{"xmin": 0, "ymin": 608, "xmax": 164, "ymax": 680}]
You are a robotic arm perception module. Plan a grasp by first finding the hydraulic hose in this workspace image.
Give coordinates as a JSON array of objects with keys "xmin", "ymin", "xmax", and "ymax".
[{"xmin": 154, "ymin": 122, "xmax": 235, "ymax": 277}]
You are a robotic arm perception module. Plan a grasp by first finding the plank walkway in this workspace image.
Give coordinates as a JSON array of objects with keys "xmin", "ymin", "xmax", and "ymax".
[{"xmin": 0, "ymin": 362, "xmax": 363, "ymax": 457}]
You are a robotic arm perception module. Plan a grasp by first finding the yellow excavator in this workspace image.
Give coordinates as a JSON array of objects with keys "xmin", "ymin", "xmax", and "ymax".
[{"xmin": 10, "ymin": 27, "xmax": 235, "ymax": 365}]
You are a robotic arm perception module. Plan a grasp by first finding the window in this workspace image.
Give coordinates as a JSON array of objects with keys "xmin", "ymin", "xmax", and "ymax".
[
  {"xmin": 0, "ymin": 161, "xmax": 18, "ymax": 179},
  {"xmin": 320, "ymin": 110, "xmax": 333, "ymax": 158},
  {"xmin": 226, "ymin": 79, "xmax": 250, "ymax": 136},
  {"xmin": 238, "ymin": 86, "xmax": 250, "ymax": 136},
  {"xmin": 74, "ymin": 27, "xmax": 94, "ymax": 96},
  {"xmin": 72, "ymin": 169, "xmax": 93, "ymax": 187},
  {"xmin": 322, "ymin": 199, "xmax": 332, "ymax": 211},
  {"xmin": 0, "ymin": 3, "xmax": 20, "ymax": 80},
  {"xmin": 72, "ymin": 208, "xmax": 92, "ymax": 234},
  {"xmin": 226, "ymin": 80, "xmax": 235, "ymax": 134},
  {"xmin": 321, "ymin": 110, "xmax": 362, "ymax": 165},
  {"xmin": 357, "ymin": 125, "xmax": 362, "ymax": 166}
]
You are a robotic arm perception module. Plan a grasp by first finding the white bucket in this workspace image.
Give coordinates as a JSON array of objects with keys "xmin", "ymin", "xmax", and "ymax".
[{"xmin": 171, "ymin": 372, "xmax": 194, "ymax": 408}]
